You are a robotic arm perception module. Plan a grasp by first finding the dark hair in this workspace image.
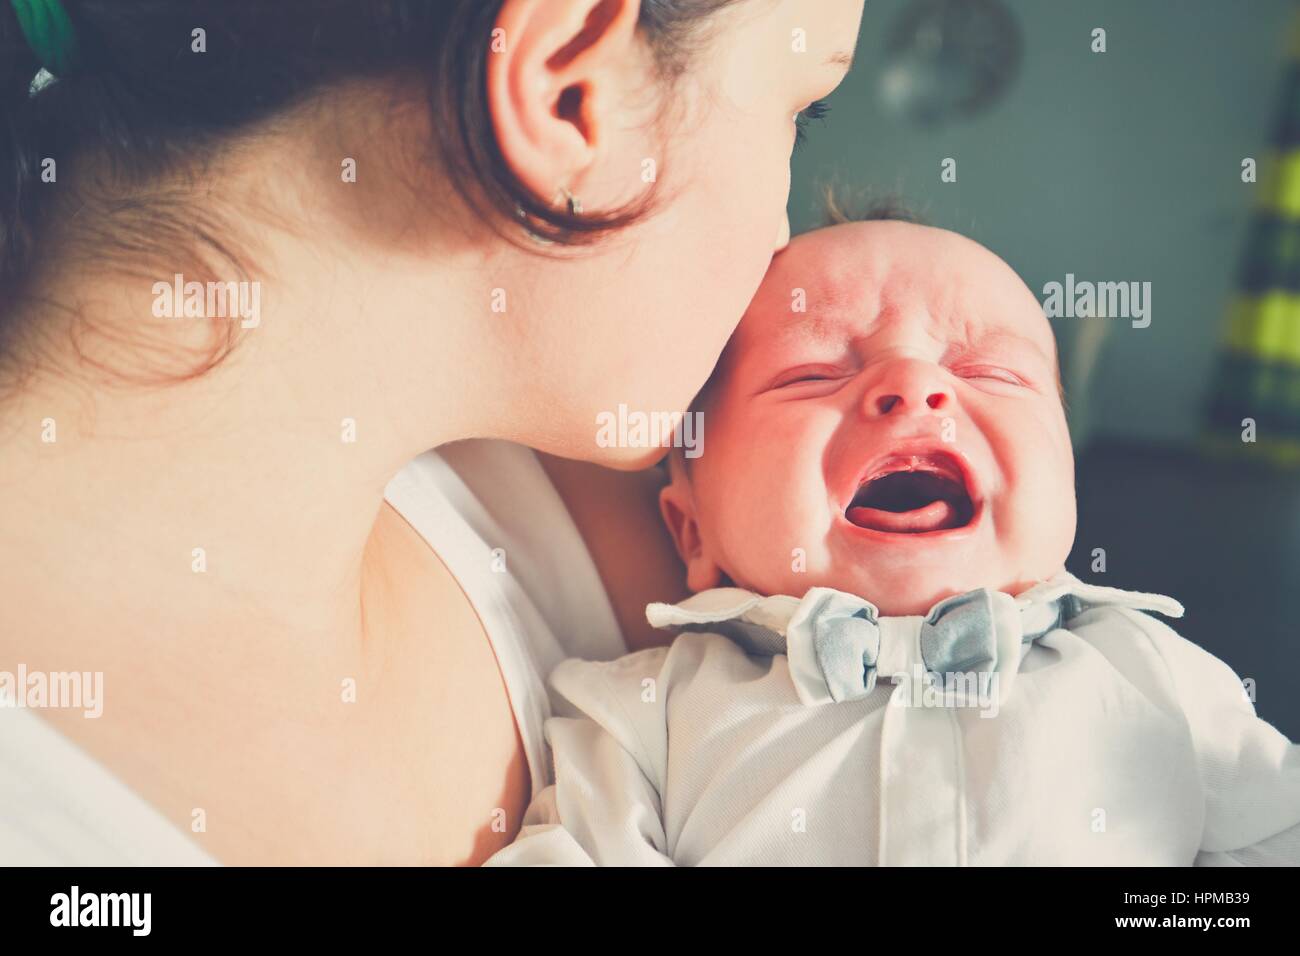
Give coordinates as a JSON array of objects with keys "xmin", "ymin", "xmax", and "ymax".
[
  {"xmin": 817, "ymin": 184, "xmax": 927, "ymax": 229},
  {"xmin": 0, "ymin": 0, "xmax": 738, "ymax": 358}
]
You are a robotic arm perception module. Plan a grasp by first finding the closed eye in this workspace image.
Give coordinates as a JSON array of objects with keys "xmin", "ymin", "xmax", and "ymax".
[
  {"xmin": 767, "ymin": 365, "xmax": 850, "ymax": 391},
  {"xmin": 953, "ymin": 365, "xmax": 1028, "ymax": 386},
  {"xmin": 794, "ymin": 99, "xmax": 831, "ymax": 150}
]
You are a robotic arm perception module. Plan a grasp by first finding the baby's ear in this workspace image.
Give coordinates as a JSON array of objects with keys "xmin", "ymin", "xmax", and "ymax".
[{"xmin": 658, "ymin": 473, "xmax": 722, "ymax": 593}]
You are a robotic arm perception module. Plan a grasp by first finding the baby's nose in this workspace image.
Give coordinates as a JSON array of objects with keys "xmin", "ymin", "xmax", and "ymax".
[{"xmin": 864, "ymin": 359, "xmax": 954, "ymax": 418}]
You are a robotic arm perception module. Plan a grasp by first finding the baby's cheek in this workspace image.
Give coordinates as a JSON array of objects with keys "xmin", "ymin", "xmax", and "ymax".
[
  {"xmin": 1005, "ymin": 449, "xmax": 1076, "ymax": 573},
  {"xmin": 706, "ymin": 403, "xmax": 842, "ymax": 592},
  {"xmin": 721, "ymin": 472, "xmax": 835, "ymax": 593}
]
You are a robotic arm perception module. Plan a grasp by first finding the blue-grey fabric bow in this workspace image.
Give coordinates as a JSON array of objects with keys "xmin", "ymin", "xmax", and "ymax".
[
  {"xmin": 647, "ymin": 578, "xmax": 1184, "ymax": 713},
  {"xmin": 781, "ymin": 586, "xmax": 1066, "ymax": 705}
]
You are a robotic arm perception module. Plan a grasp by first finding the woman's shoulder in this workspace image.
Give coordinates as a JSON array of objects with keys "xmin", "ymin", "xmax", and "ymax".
[
  {"xmin": 383, "ymin": 440, "xmax": 630, "ymax": 804},
  {"xmin": 387, "ymin": 440, "xmax": 626, "ymax": 663}
]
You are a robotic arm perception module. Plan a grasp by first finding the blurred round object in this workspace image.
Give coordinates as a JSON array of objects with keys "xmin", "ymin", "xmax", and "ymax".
[{"xmin": 880, "ymin": 0, "xmax": 1023, "ymax": 126}]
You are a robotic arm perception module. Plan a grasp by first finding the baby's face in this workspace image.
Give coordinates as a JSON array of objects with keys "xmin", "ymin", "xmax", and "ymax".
[{"xmin": 662, "ymin": 221, "xmax": 1076, "ymax": 615}]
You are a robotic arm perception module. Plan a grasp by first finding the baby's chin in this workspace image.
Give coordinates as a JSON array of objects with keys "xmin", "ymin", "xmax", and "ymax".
[
  {"xmin": 745, "ymin": 562, "xmax": 1040, "ymax": 617},
  {"xmin": 830, "ymin": 573, "xmax": 997, "ymax": 617},
  {"xmin": 808, "ymin": 519, "xmax": 1072, "ymax": 614}
]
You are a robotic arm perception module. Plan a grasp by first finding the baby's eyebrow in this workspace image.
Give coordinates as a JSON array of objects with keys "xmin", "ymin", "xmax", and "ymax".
[
  {"xmin": 826, "ymin": 50, "xmax": 855, "ymax": 71},
  {"xmin": 960, "ymin": 328, "xmax": 1055, "ymax": 365}
]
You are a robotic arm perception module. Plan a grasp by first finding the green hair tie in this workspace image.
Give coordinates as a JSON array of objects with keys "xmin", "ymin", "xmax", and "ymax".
[{"xmin": 10, "ymin": 0, "xmax": 80, "ymax": 76}]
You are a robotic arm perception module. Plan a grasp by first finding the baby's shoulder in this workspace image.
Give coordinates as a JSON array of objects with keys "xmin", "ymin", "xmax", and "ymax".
[
  {"xmin": 1058, "ymin": 603, "xmax": 1254, "ymax": 719},
  {"xmin": 1060, "ymin": 603, "xmax": 1180, "ymax": 675},
  {"xmin": 1064, "ymin": 601, "xmax": 1202, "ymax": 668}
]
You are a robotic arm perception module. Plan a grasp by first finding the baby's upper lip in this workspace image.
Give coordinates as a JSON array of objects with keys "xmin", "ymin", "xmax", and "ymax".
[{"xmin": 843, "ymin": 439, "xmax": 982, "ymax": 511}]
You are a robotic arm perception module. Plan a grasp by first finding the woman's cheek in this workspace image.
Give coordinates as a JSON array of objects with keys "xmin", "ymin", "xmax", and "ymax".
[{"xmin": 725, "ymin": 126, "xmax": 792, "ymax": 253}]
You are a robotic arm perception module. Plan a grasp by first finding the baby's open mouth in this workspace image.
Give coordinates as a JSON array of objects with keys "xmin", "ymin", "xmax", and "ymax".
[{"xmin": 845, "ymin": 454, "xmax": 976, "ymax": 534}]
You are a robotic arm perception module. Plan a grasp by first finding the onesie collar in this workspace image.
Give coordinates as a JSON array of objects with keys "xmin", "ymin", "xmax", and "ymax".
[{"xmin": 645, "ymin": 569, "xmax": 1183, "ymax": 656}]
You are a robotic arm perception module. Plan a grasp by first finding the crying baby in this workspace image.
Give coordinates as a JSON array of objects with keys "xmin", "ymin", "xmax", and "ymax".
[{"xmin": 487, "ymin": 217, "xmax": 1300, "ymax": 867}]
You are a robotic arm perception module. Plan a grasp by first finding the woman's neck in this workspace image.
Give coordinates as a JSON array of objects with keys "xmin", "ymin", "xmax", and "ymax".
[{"xmin": 0, "ymin": 211, "xmax": 508, "ymax": 655}]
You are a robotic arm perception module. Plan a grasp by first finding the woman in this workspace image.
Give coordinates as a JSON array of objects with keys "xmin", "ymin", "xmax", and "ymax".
[{"xmin": 0, "ymin": 0, "xmax": 863, "ymax": 864}]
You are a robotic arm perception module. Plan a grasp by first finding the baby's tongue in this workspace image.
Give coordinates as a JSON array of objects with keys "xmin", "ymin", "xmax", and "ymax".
[{"xmin": 847, "ymin": 498, "xmax": 962, "ymax": 533}]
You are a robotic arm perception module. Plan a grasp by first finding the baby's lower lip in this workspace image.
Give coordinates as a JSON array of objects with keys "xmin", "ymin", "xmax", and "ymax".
[{"xmin": 845, "ymin": 499, "xmax": 965, "ymax": 534}]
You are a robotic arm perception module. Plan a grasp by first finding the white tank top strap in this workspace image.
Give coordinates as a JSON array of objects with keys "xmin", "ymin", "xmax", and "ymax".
[
  {"xmin": 383, "ymin": 439, "xmax": 625, "ymax": 798},
  {"xmin": 0, "ymin": 707, "xmax": 218, "ymax": 865}
]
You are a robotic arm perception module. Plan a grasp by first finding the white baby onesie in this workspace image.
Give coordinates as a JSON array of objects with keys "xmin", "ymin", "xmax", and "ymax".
[{"xmin": 485, "ymin": 571, "xmax": 1300, "ymax": 866}]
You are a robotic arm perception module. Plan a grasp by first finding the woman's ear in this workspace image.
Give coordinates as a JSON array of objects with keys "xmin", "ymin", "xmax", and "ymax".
[
  {"xmin": 659, "ymin": 474, "xmax": 723, "ymax": 592},
  {"xmin": 488, "ymin": 0, "xmax": 641, "ymax": 205}
]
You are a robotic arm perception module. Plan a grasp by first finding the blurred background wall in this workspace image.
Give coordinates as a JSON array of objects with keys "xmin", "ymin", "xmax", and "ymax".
[
  {"xmin": 790, "ymin": 0, "xmax": 1293, "ymax": 444},
  {"xmin": 787, "ymin": 0, "xmax": 1300, "ymax": 737}
]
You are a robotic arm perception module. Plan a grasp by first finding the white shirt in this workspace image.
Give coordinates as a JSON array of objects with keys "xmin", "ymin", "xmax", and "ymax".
[
  {"xmin": 487, "ymin": 572, "xmax": 1300, "ymax": 866},
  {"xmin": 1, "ymin": 439, "xmax": 623, "ymax": 865}
]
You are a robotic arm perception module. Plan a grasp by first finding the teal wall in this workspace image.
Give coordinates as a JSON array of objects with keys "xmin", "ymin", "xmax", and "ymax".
[{"xmin": 789, "ymin": 0, "xmax": 1295, "ymax": 446}]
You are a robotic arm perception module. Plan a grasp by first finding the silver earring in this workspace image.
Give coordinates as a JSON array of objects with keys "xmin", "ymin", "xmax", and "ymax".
[
  {"xmin": 516, "ymin": 186, "xmax": 582, "ymax": 245},
  {"xmin": 558, "ymin": 186, "xmax": 583, "ymax": 216},
  {"xmin": 516, "ymin": 203, "xmax": 554, "ymax": 246}
]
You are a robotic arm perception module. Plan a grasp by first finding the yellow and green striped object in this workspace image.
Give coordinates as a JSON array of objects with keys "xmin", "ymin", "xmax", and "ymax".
[{"xmin": 1205, "ymin": 17, "xmax": 1300, "ymax": 467}]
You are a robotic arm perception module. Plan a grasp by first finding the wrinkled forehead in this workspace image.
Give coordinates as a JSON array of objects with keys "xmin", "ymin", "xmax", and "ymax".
[{"xmin": 727, "ymin": 221, "xmax": 1055, "ymax": 360}]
